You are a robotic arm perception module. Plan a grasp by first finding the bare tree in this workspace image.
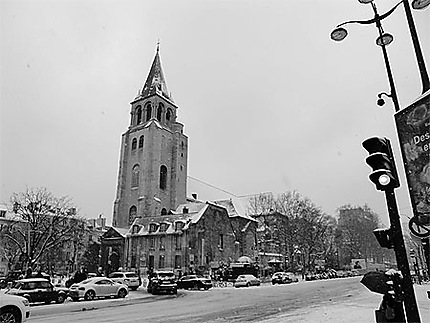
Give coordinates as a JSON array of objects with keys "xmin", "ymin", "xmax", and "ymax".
[
  {"xmin": 5, "ymin": 187, "xmax": 86, "ymax": 270},
  {"xmin": 248, "ymin": 190, "xmax": 335, "ymax": 273},
  {"xmin": 336, "ymin": 204, "xmax": 394, "ymax": 267}
]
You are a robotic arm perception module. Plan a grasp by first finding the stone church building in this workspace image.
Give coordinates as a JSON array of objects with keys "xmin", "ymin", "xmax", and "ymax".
[{"xmin": 100, "ymin": 47, "xmax": 257, "ymax": 276}]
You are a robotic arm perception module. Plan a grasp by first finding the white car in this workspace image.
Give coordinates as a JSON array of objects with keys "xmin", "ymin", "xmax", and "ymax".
[
  {"xmin": 0, "ymin": 293, "xmax": 30, "ymax": 323},
  {"xmin": 68, "ymin": 277, "xmax": 128, "ymax": 301},
  {"xmin": 108, "ymin": 272, "xmax": 141, "ymax": 291},
  {"xmin": 234, "ymin": 274, "xmax": 261, "ymax": 288}
]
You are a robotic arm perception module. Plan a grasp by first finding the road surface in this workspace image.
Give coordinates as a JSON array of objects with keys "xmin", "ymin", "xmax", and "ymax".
[{"xmin": 26, "ymin": 277, "xmax": 422, "ymax": 322}]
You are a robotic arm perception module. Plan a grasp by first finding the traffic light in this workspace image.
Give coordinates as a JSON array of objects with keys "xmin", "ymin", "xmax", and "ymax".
[
  {"xmin": 374, "ymin": 228, "xmax": 394, "ymax": 249},
  {"xmin": 362, "ymin": 137, "xmax": 400, "ymax": 191}
]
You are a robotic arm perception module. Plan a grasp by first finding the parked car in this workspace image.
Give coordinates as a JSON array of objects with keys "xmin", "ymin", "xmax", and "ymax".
[
  {"xmin": 336, "ymin": 270, "xmax": 349, "ymax": 278},
  {"xmin": 5, "ymin": 278, "xmax": 69, "ymax": 304},
  {"xmin": 147, "ymin": 271, "xmax": 177, "ymax": 295},
  {"xmin": 29, "ymin": 272, "xmax": 51, "ymax": 280},
  {"xmin": 234, "ymin": 274, "xmax": 261, "ymax": 288},
  {"xmin": 108, "ymin": 272, "xmax": 141, "ymax": 291},
  {"xmin": 0, "ymin": 276, "xmax": 7, "ymax": 289},
  {"xmin": 285, "ymin": 272, "xmax": 299, "ymax": 283},
  {"xmin": 69, "ymin": 277, "xmax": 128, "ymax": 301},
  {"xmin": 177, "ymin": 275, "xmax": 212, "ymax": 290},
  {"xmin": 0, "ymin": 271, "xmax": 23, "ymax": 289},
  {"xmin": 271, "ymin": 272, "xmax": 298, "ymax": 284},
  {"xmin": 0, "ymin": 293, "xmax": 30, "ymax": 323}
]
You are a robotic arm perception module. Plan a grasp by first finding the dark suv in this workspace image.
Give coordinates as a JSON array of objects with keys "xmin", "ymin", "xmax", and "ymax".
[
  {"xmin": 177, "ymin": 275, "xmax": 213, "ymax": 290},
  {"xmin": 6, "ymin": 278, "xmax": 69, "ymax": 304},
  {"xmin": 147, "ymin": 271, "xmax": 177, "ymax": 295}
]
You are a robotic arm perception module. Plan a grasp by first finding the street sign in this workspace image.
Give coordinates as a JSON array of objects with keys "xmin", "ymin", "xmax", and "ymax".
[
  {"xmin": 395, "ymin": 90, "xmax": 430, "ymax": 233},
  {"xmin": 408, "ymin": 216, "xmax": 430, "ymax": 238}
]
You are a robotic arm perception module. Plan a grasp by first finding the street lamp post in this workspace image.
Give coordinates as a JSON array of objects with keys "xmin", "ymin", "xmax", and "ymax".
[
  {"xmin": 330, "ymin": 1, "xmax": 404, "ymax": 112},
  {"xmin": 331, "ymin": 1, "xmax": 429, "ymax": 322},
  {"xmin": 403, "ymin": 0, "xmax": 430, "ymax": 93},
  {"xmin": 331, "ymin": 0, "xmax": 429, "ymax": 111}
]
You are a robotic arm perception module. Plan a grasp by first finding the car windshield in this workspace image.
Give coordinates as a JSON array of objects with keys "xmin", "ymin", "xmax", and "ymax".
[
  {"xmin": 79, "ymin": 279, "xmax": 93, "ymax": 284},
  {"xmin": 108, "ymin": 273, "xmax": 122, "ymax": 278},
  {"xmin": 157, "ymin": 272, "xmax": 175, "ymax": 279},
  {"xmin": 125, "ymin": 273, "xmax": 138, "ymax": 278}
]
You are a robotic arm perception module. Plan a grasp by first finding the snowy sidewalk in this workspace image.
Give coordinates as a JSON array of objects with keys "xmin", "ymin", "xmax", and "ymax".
[{"xmin": 260, "ymin": 283, "xmax": 430, "ymax": 323}]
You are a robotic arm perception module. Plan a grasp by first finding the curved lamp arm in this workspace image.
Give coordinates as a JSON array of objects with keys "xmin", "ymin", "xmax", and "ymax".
[{"xmin": 336, "ymin": 0, "xmax": 403, "ymax": 28}]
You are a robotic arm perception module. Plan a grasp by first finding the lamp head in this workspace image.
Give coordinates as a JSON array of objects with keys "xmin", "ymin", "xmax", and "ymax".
[
  {"xmin": 358, "ymin": 0, "xmax": 374, "ymax": 3},
  {"xmin": 330, "ymin": 27, "xmax": 348, "ymax": 42},
  {"xmin": 377, "ymin": 98, "xmax": 385, "ymax": 106},
  {"xmin": 376, "ymin": 33, "xmax": 393, "ymax": 46},
  {"xmin": 412, "ymin": 0, "xmax": 430, "ymax": 10}
]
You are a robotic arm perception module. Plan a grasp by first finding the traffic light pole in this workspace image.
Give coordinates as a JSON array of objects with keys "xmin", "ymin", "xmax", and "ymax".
[{"xmin": 385, "ymin": 189, "xmax": 421, "ymax": 323}]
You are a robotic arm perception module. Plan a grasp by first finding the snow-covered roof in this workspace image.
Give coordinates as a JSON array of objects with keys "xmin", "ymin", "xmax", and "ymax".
[
  {"xmin": 111, "ymin": 226, "xmax": 129, "ymax": 237},
  {"xmin": 213, "ymin": 199, "xmax": 257, "ymax": 222}
]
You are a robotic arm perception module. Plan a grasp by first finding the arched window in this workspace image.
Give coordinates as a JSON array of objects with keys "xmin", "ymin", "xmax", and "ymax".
[
  {"xmin": 145, "ymin": 103, "xmax": 152, "ymax": 121},
  {"xmin": 161, "ymin": 208, "xmax": 167, "ymax": 215},
  {"xmin": 138, "ymin": 136, "xmax": 144, "ymax": 148},
  {"xmin": 131, "ymin": 138, "xmax": 137, "ymax": 150},
  {"xmin": 159, "ymin": 165, "xmax": 167, "ymax": 190},
  {"xmin": 136, "ymin": 106, "xmax": 142, "ymax": 124},
  {"xmin": 166, "ymin": 108, "xmax": 172, "ymax": 121},
  {"xmin": 157, "ymin": 103, "xmax": 163, "ymax": 122},
  {"xmin": 131, "ymin": 164, "xmax": 140, "ymax": 188},
  {"xmin": 129, "ymin": 206, "xmax": 137, "ymax": 225}
]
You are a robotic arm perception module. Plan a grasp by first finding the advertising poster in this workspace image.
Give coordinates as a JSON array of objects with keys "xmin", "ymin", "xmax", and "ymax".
[{"xmin": 395, "ymin": 91, "xmax": 430, "ymax": 223}]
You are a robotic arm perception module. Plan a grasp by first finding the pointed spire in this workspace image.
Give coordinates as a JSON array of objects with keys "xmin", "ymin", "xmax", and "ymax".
[{"xmin": 137, "ymin": 43, "xmax": 173, "ymax": 102}]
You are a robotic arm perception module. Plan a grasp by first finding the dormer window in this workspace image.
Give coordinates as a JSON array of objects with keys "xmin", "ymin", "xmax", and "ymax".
[
  {"xmin": 159, "ymin": 223, "xmax": 169, "ymax": 232},
  {"xmin": 149, "ymin": 223, "xmax": 158, "ymax": 233},
  {"xmin": 132, "ymin": 224, "xmax": 140, "ymax": 234},
  {"xmin": 175, "ymin": 221, "xmax": 184, "ymax": 231}
]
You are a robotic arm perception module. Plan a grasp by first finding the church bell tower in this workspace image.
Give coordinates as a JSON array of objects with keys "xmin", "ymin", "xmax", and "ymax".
[{"xmin": 112, "ymin": 47, "xmax": 188, "ymax": 228}]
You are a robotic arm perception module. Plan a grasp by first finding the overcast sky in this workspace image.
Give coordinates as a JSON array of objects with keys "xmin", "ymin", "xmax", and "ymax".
[{"xmin": 1, "ymin": 0, "xmax": 429, "ymax": 226}]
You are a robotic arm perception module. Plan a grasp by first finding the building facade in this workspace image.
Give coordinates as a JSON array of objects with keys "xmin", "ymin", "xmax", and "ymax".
[{"xmin": 124, "ymin": 199, "xmax": 257, "ymax": 276}]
